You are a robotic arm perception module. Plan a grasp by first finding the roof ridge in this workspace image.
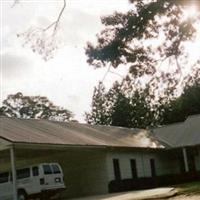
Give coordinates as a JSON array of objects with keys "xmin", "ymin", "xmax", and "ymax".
[
  {"xmin": 153, "ymin": 121, "xmax": 184, "ymax": 130},
  {"xmin": 186, "ymin": 114, "xmax": 200, "ymax": 120}
]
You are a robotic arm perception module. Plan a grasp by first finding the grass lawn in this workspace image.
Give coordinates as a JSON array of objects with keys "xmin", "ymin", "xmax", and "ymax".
[{"xmin": 175, "ymin": 181, "xmax": 200, "ymax": 195}]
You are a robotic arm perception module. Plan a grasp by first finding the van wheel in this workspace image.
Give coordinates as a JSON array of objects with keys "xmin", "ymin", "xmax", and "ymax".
[{"xmin": 18, "ymin": 190, "xmax": 27, "ymax": 200}]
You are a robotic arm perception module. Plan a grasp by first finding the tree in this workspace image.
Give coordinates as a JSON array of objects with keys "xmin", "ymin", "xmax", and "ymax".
[
  {"xmin": 110, "ymin": 88, "xmax": 155, "ymax": 129},
  {"xmin": 85, "ymin": 82, "xmax": 111, "ymax": 125},
  {"xmin": 86, "ymin": 0, "xmax": 200, "ymax": 89},
  {"xmin": 161, "ymin": 82, "xmax": 200, "ymax": 125},
  {"xmin": 85, "ymin": 0, "xmax": 200, "ymax": 128},
  {"xmin": 111, "ymin": 92, "xmax": 132, "ymax": 127},
  {"xmin": 107, "ymin": 81, "xmax": 133, "ymax": 127},
  {"xmin": 85, "ymin": 80, "xmax": 157, "ymax": 129},
  {"xmin": 0, "ymin": 92, "xmax": 73, "ymax": 121},
  {"xmin": 86, "ymin": 77, "xmax": 200, "ymax": 128}
]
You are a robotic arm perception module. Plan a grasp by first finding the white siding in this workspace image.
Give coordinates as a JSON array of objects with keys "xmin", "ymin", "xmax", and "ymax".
[
  {"xmin": 107, "ymin": 151, "xmax": 142, "ymax": 181},
  {"xmin": 106, "ymin": 149, "xmax": 180, "ymax": 181}
]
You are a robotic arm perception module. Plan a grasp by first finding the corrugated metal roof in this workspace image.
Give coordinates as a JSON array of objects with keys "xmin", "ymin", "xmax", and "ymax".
[
  {"xmin": 152, "ymin": 115, "xmax": 200, "ymax": 147},
  {"xmin": 0, "ymin": 117, "xmax": 163, "ymax": 148}
]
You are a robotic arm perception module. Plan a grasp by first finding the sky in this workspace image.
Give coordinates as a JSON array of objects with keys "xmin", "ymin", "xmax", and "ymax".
[
  {"xmin": 1, "ymin": 0, "xmax": 200, "ymax": 122},
  {"xmin": 1, "ymin": 0, "xmax": 132, "ymax": 121}
]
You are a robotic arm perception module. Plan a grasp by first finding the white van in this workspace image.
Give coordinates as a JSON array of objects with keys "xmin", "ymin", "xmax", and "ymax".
[{"xmin": 0, "ymin": 163, "xmax": 66, "ymax": 200}]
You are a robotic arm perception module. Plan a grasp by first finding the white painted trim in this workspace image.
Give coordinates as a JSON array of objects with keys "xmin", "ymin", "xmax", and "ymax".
[
  {"xmin": 10, "ymin": 147, "xmax": 17, "ymax": 200},
  {"xmin": 182, "ymin": 148, "xmax": 189, "ymax": 172},
  {"xmin": 0, "ymin": 138, "xmax": 11, "ymax": 150},
  {"xmin": 13, "ymin": 142, "xmax": 107, "ymax": 150}
]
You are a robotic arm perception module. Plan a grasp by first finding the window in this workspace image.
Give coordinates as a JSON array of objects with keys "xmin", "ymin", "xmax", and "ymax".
[
  {"xmin": 113, "ymin": 159, "xmax": 121, "ymax": 180},
  {"xmin": 52, "ymin": 164, "xmax": 61, "ymax": 174},
  {"xmin": 0, "ymin": 172, "xmax": 9, "ymax": 183},
  {"xmin": 150, "ymin": 159, "xmax": 156, "ymax": 177},
  {"xmin": 32, "ymin": 166, "xmax": 39, "ymax": 176},
  {"xmin": 43, "ymin": 165, "xmax": 52, "ymax": 174},
  {"xmin": 17, "ymin": 168, "xmax": 30, "ymax": 179},
  {"xmin": 130, "ymin": 159, "xmax": 138, "ymax": 179}
]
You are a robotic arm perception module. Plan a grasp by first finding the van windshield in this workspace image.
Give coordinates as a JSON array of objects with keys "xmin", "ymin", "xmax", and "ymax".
[{"xmin": 52, "ymin": 164, "xmax": 61, "ymax": 174}]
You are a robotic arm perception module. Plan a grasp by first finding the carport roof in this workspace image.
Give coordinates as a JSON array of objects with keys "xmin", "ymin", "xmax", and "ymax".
[{"xmin": 0, "ymin": 117, "xmax": 164, "ymax": 149}]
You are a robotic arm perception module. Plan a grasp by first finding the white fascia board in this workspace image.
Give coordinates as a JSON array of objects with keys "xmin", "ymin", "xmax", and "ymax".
[{"xmin": 0, "ymin": 138, "xmax": 12, "ymax": 151}]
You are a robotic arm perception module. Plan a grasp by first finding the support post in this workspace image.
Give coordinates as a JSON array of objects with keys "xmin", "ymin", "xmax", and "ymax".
[
  {"xmin": 182, "ymin": 147, "xmax": 189, "ymax": 172},
  {"xmin": 10, "ymin": 146, "xmax": 17, "ymax": 200}
]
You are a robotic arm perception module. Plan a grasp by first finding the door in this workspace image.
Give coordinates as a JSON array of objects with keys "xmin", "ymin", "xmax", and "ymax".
[
  {"xmin": 150, "ymin": 159, "xmax": 156, "ymax": 177},
  {"xmin": 113, "ymin": 159, "xmax": 121, "ymax": 180},
  {"xmin": 130, "ymin": 159, "xmax": 138, "ymax": 179},
  {"xmin": 29, "ymin": 166, "xmax": 41, "ymax": 194},
  {"xmin": 42, "ymin": 164, "xmax": 64, "ymax": 190},
  {"xmin": 42, "ymin": 164, "xmax": 53, "ymax": 189}
]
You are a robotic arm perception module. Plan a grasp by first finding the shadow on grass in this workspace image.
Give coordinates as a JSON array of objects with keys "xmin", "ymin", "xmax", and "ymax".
[{"xmin": 175, "ymin": 181, "xmax": 200, "ymax": 195}]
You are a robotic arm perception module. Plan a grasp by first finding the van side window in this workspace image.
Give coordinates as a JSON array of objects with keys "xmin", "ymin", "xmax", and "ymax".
[
  {"xmin": 32, "ymin": 166, "xmax": 39, "ymax": 176},
  {"xmin": 52, "ymin": 164, "xmax": 61, "ymax": 174},
  {"xmin": 43, "ymin": 165, "xmax": 52, "ymax": 174},
  {"xmin": 17, "ymin": 168, "xmax": 30, "ymax": 179},
  {"xmin": 0, "ymin": 172, "xmax": 9, "ymax": 183}
]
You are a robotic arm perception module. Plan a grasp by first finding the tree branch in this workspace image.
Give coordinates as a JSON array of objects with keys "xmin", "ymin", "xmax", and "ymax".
[
  {"xmin": 102, "ymin": 65, "xmax": 111, "ymax": 82},
  {"xmin": 15, "ymin": 0, "xmax": 67, "ymax": 60},
  {"xmin": 109, "ymin": 70, "xmax": 124, "ymax": 78},
  {"xmin": 11, "ymin": 0, "xmax": 19, "ymax": 8},
  {"xmin": 43, "ymin": 0, "xmax": 66, "ymax": 34},
  {"xmin": 54, "ymin": 0, "xmax": 66, "ymax": 32}
]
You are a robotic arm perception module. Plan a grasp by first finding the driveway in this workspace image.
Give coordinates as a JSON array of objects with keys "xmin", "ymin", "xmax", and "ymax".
[{"xmin": 70, "ymin": 187, "xmax": 177, "ymax": 200}]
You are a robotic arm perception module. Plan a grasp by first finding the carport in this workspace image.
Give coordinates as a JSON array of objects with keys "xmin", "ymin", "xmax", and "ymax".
[
  {"xmin": 0, "ymin": 138, "xmax": 18, "ymax": 200},
  {"xmin": 0, "ymin": 139, "xmax": 109, "ymax": 199},
  {"xmin": 0, "ymin": 117, "xmax": 113, "ymax": 199}
]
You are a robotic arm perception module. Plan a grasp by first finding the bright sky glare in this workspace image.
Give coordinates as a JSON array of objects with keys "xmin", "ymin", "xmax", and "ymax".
[
  {"xmin": 1, "ymin": 1, "xmax": 200, "ymax": 122},
  {"xmin": 1, "ymin": 0, "xmax": 132, "ymax": 121},
  {"xmin": 182, "ymin": 4, "xmax": 198, "ymax": 20}
]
